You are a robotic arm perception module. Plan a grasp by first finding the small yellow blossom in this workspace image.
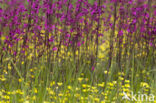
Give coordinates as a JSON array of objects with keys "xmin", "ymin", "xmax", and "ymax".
[
  {"xmin": 22, "ymin": 61, "xmax": 24, "ymax": 64},
  {"xmin": 94, "ymin": 98, "xmax": 100, "ymax": 102},
  {"xmin": 67, "ymin": 85, "xmax": 72, "ymax": 90},
  {"xmin": 24, "ymin": 101, "xmax": 29, "ymax": 103},
  {"xmin": 50, "ymin": 81, "xmax": 55, "ymax": 86},
  {"xmin": 32, "ymin": 96, "xmax": 36, "ymax": 100},
  {"xmin": 125, "ymin": 80, "xmax": 130, "ymax": 83},
  {"xmin": 1, "ymin": 36, "xmax": 6, "ymax": 41},
  {"xmin": 34, "ymin": 88, "xmax": 38, "ymax": 93},
  {"xmin": 74, "ymin": 93, "xmax": 80, "ymax": 97},
  {"xmin": 57, "ymin": 82, "xmax": 63, "ymax": 86},
  {"xmin": 104, "ymin": 70, "xmax": 108, "ymax": 74},
  {"xmin": 18, "ymin": 78, "xmax": 22, "ymax": 82},
  {"xmin": 125, "ymin": 84, "xmax": 130, "ymax": 88},
  {"xmin": 82, "ymin": 84, "xmax": 87, "ymax": 88},
  {"xmin": 97, "ymin": 82, "xmax": 105, "ymax": 87},
  {"xmin": 78, "ymin": 77, "xmax": 83, "ymax": 82},
  {"xmin": 58, "ymin": 93, "xmax": 63, "ymax": 96},
  {"xmin": 31, "ymin": 75, "xmax": 34, "ymax": 78},
  {"xmin": 119, "ymin": 77, "xmax": 124, "ymax": 80}
]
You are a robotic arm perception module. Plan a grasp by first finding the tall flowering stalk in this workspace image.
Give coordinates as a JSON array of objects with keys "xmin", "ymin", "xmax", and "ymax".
[{"xmin": 0, "ymin": 0, "xmax": 155, "ymax": 80}]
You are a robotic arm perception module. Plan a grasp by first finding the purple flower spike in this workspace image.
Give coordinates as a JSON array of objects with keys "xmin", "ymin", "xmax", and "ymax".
[
  {"xmin": 77, "ymin": 42, "xmax": 81, "ymax": 47},
  {"xmin": 53, "ymin": 47, "xmax": 58, "ymax": 51},
  {"xmin": 91, "ymin": 66, "xmax": 95, "ymax": 71}
]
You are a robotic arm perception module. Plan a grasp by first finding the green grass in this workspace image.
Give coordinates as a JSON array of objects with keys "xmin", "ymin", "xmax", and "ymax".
[{"xmin": 0, "ymin": 50, "xmax": 156, "ymax": 103}]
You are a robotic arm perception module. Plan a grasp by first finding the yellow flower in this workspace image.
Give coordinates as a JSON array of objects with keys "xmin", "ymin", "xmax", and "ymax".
[
  {"xmin": 58, "ymin": 93, "xmax": 63, "ymax": 96},
  {"xmin": 57, "ymin": 82, "xmax": 63, "ymax": 86},
  {"xmin": 31, "ymin": 75, "xmax": 34, "ymax": 78},
  {"xmin": 28, "ymin": 53, "xmax": 33, "ymax": 60},
  {"xmin": 123, "ymin": 88, "xmax": 129, "ymax": 92},
  {"xmin": 91, "ymin": 86, "xmax": 97, "ymax": 90},
  {"xmin": 30, "ymin": 69, "xmax": 33, "ymax": 72},
  {"xmin": 16, "ymin": 89, "xmax": 24, "ymax": 95},
  {"xmin": 0, "ymin": 77, "xmax": 6, "ymax": 81},
  {"xmin": 49, "ymin": 90, "xmax": 55, "ymax": 95},
  {"xmin": 8, "ymin": 64, "xmax": 12, "ymax": 70},
  {"xmin": 22, "ymin": 61, "xmax": 24, "ymax": 64},
  {"xmin": 140, "ymin": 82, "xmax": 149, "ymax": 88},
  {"xmin": 125, "ymin": 84, "xmax": 130, "ymax": 88},
  {"xmin": 1, "ymin": 36, "xmax": 6, "ymax": 41},
  {"xmin": 81, "ymin": 97, "xmax": 84, "ymax": 100},
  {"xmin": 98, "ymin": 53, "xmax": 105, "ymax": 59},
  {"xmin": 113, "ymin": 81, "xmax": 117, "ymax": 84},
  {"xmin": 94, "ymin": 98, "xmax": 100, "ymax": 102},
  {"xmin": 68, "ymin": 52, "xmax": 71, "ymax": 56},
  {"xmin": 29, "ymin": 44, "xmax": 34, "ymax": 49},
  {"xmin": 97, "ymin": 82, "xmax": 105, "ymax": 87},
  {"xmin": 78, "ymin": 77, "xmax": 83, "ymax": 82},
  {"xmin": 76, "ymin": 50, "xmax": 78, "ymax": 55},
  {"xmin": 119, "ymin": 77, "xmax": 124, "ymax": 80},
  {"xmin": 82, "ymin": 89, "xmax": 87, "ymax": 92},
  {"xmin": 67, "ymin": 85, "xmax": 72, "ymax": 90},
  {"xmin": 104, "ymin": 70, "xmax": 108, "ymax": 74},
  {"xmin": 74, "ymin": 93, "xmax": 80, "ymax": 97},
  {"xmin": 18, "ymin": 78, "xmax": 22, "ymax": 82},
  {"xmin": 101, "ymin": 100, "xmax": 106, "ymax": 103},
  {"xmin": 19, "ymin": 98, "xmax": 24, "ymax": 102},
  {"xmin": 76, "ymin": 87, "xmax": 79, "ymax": 91},
  {"xmin": 81, "ymin": 73, "xmax": 84, "ymax": 76},
  {"xmin": 50, "ymin": 81, "xmax": 55, "ymax": 86},
  {"xmin": 41, "ymin": 30, "xmax": 45, "ymax": 34},
  {"xmin": 43, "ymin": 101, "xmax": 49, "ymax": 103},
  {"xmin": 24, "ymin": 101, "xmax": 29, "ymax": 103},
  {"xmin": 32, "ymin": 96, "xmax": 36, "ymax": 100},
  {"xmin": 82, "ymin": 84, "xmax": 87, "ymax": 88},
  {"xmin": 108, "ymin": 82, "xmax": 114, "ymax": 87},
  {"xmin": 125, "ymin": 80, "xmax": 130, "ymax": 83},
  {"xmin": 3, "ymin": 95, "xmax": 10, "ymax": 99},
  {"xmin": 34, "ymin": 88, "xmax": 38, "ymax": 93}
]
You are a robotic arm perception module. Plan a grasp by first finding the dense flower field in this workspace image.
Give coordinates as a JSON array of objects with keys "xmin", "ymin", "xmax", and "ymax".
[{"xmin": 0, "ymin": 0, "xmax": 156, "ymax": 103}]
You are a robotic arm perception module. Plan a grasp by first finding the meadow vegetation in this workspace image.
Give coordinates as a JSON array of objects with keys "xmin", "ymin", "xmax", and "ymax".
[{"xmin": 0, "ymin": 0, "xmax": 156, "ymax": 103}]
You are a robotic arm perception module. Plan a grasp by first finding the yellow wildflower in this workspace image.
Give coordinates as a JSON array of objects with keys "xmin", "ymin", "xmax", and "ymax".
[{"xmin": 57, "ymin": 82, "xmax": 63, "ymax": 86}]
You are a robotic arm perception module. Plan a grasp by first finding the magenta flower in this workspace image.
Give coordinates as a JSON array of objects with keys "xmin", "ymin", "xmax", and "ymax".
[
  {"xmin": 53, "ymin": 47, "xmax": 58, "ymax": 51},
  {"xmin": 91, "ymin": 66, "xmax": 95, "ymax": 71},
  {"xmin": 77, "ymin": 42, "xmax": 81, "ymax": 47}
]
